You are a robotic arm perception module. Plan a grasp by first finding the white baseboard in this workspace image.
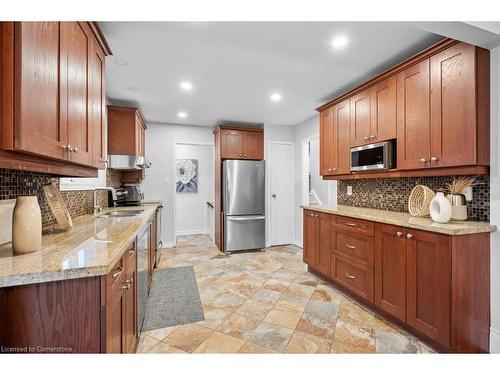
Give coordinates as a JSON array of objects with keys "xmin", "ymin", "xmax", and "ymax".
[
  {"xmin": 176, "ymin": 230, "xmax": 208, "ymax": 236},
  {"xmin": 490, "ymin": 327, "xmax": 500, "ymax": 353},
  {"xmin": 161, "ymin": 242, "xmax": 176, "ymax": 249},
  {"xmin": 293, "ymin": 240, "xmax": 303, "ymax": 248}
]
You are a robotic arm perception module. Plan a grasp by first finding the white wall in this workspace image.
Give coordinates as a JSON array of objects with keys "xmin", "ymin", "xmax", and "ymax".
[
  {"xmin": 309, "ymin": 138, "xmax": 329, "ymax": 205},
  {"xmin": 175, "ymin": 144, "xmax": 214, "ymax": 235},
  {"xmin": 489, "ymin": 46, "xmax": 500, "ymax": 353},
  {"xmin": 293, "ymin": 114, "xmax": 337, "ymax": 247},
  {"xmin": 142, "ymin": 123, "xmax": 214, "ymax": 246}
]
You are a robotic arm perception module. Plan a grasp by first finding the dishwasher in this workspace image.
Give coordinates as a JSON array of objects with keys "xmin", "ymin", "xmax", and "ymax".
[{"xmin": 136, "ymin": 225, "xmax": 149, "ymax": 333}]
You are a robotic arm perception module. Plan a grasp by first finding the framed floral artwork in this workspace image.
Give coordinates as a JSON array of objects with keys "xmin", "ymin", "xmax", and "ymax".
[{"xmin": 176, "ymin": 159, "xmax": 198, "ymax": 193}]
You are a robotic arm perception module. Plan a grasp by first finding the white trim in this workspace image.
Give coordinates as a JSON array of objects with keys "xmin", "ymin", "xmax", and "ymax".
[
  {"xmin": 490, "ymin": 327, "xmax": 500, "ymax": 353},
  {"xmin": 59, "ymin": 168, "xmax": 107, "ymax": 191},
  {"xmin": 176, "ymin": 229, "xmax": 209, "ymax": 236},
  {"xmin": 161, "ymin": 242, "xmax": 176, "ymax": 249},
  {"xmin": 293, "ymin": 240, "xmax": 303, "ymax": 248},
  {"xmin": 173, "ymin": 141, "xmax": 215, "ymax": 246},
  {"xmin": 268, "ymin": 141, "xmax": 295, "ymax": 247}
]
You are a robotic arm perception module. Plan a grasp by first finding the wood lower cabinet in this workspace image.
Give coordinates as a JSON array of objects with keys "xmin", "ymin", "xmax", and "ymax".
[
  {"xmin": 374, "ymin": 223, "xmax": 406, "ymax": 322},
  {"xmin": 406, "ymin": 229, "xmax": 451, "ymax": 348},
  {"xmin": 302, "ymin": 210, "xmax": 331, "ymax": 275},
  {"xmin": 303, "ymin": 209, "xmax": 490, "ymax": 353},
  {"xmin": 0, "ymin": 21, "xmax": 110, "ymax": 175}
]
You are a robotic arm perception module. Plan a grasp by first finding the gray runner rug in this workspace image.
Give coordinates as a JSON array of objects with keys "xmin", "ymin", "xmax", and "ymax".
[{"xmin": 141, "ymin": 266, "xmax": 205, "ymax": 332}]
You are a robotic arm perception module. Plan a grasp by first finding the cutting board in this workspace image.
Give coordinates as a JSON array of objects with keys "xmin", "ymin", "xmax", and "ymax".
[{"xmin": 0, "ymin": 199, "xmax": 16, "ymax": 245}]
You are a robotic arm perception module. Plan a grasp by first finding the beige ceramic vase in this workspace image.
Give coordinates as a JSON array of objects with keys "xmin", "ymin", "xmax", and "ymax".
[{"xmin": 12, "ymin": 196, "xmax": 42, "ymax": 254}]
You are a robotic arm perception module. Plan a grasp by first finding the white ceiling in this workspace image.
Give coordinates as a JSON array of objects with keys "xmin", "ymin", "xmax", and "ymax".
[{"xmin": 100, "ymin": 22, "xmax": 443, "ymax": 127}]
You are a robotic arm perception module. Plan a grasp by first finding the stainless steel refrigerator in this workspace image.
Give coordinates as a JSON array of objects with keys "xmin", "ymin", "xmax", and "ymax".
[{"xmin": 223, "ymin": 160, "xmax": 265, "ymax": 253}]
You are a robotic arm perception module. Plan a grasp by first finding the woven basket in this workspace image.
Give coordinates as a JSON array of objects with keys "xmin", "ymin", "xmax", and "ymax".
[{"xmin": 408, "ymin": 185, "xmax": 435, "ymax": 217}]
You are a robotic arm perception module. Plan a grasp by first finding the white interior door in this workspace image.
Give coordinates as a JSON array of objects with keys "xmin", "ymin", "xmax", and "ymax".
[{"xmin": 269, "ymin": 142, "xmax": 294, "ymax": 246}]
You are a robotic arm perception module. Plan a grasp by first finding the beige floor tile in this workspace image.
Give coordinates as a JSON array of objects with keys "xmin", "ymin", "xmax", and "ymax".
[
  {"xmin": 330, "ymin": 340, "xmax": 375, "ymax": 354},
  {"xmin": 251, "ymin": 287, "xmax": 282, "ymax": 304},
  {"xmin": 238, "ymin": 341, "xmax": 277, "ymax": 354},
  {"xmin": 143, "ymin": 326, "xmax": 179, "ymax": 341},
  {"xmin": 136, "ymin": 335, "xmax": 161, "ymax": 353},
  {"xmin": 225, "ymin": 281, "xmax": 259, "ymax": 298},
  {"xmin": 332, "ymin": 320, "xmax": 375, "ymax": 353},
  {"xmin": 375, "ymin": 330, "xmax": 420, "ymax": 353},
  {"xmin": 247, "ymin": 321, "xmax": 294, "ymax": 352},
  {"xmin": 193, "ymin": 331, "xmax": 245, "ymax": 353},
  {"xmin": 287, "ymin": 283, "xmax": 316, "ymax": 299},
  {"xmin": 163, "ymin": 323, "xmax": 214, "ymax": 353},
  {"xmin": 284, "ymin": 331, "xmax": 331, "ymax": 353},
  {"xmin": 272, "ymin": 270, "xmax": 298, "ymax": 282},
  {"xmin": 147, "ymin": 341, "xmax": 188, "ymax": 354},
  {"xmin": 292, "ymin": 272, "xmax": 319, "ymax": 287},
  {"xmin": 198, "ymin": 306, "xmax": 232, "ymax": 330},
  {"xmin": 311, "ymin": 283, "xmax": 343, "ymax": 303},
  {"xmin": 236, "ymin": 299, "xmax": 274, "ymax": 320},
  {"xmin": 210, "ymin": 292, "xmax": 248, "ymax": 311},
  {"xmin": 264, "ymin": 306, "xmax": 303, "ymax": 330},
  {"xmin": 295, "ymin": 299, "xmax": 340, "ymax": 339},
  {"xmin": 274, "ymin": 291, "xmax": 310, "ymax": 313},
  {"xmin": 261, "ymin": 278, "xmax": 291, "ymax": 293},
  {"xmin": 216, "ymin": 312, "xmax": 261, "ymax": 340}
]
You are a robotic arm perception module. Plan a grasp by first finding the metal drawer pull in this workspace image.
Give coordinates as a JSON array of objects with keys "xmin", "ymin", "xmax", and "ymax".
[
  {"xmin": 345, "ymin": 273, "xmax": 356, "ymax": 280},
  {"xmin": 407, "ymin": 233, "xmax": 414, "ymax": 239},
  {"xmin": 128, "ymin": 249, "xmax": 135, "ymax": 255},
  {"xmin": 112, "ymin": 267, "xmax": 124, "ymax": 278},
  {"xmin": 420, "ymin": 158, "xmax": 427, "ymax": 163},
  {"xmin": 396, "ymin": 231, "xmax": 403, "ymax": 237},
  {"xmin": 345, "ymin": 222, "xmax": 356, "ymax": 227},
  {"xmin": 345, "ymin": 244, "xmax": 356, "ymax": 249},
  {"xmin": 121, "ymin": 282, "xmax": 131, "ymax": 290}
]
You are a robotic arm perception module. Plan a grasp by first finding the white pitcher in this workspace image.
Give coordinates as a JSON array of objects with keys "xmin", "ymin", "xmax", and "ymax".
[{"xmin": 429, "ymin": 192, "xmax": 452, "ymax": 224}]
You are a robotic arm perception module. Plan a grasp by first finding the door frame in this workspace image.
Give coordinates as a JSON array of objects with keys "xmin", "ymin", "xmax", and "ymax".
[
  {"xmin": 267, "ymin": 141, "xmax": 295, "ymax": 247},
  {"xmin": 173, "ymin": 141, "xmax": 215, "ymax": 246}
]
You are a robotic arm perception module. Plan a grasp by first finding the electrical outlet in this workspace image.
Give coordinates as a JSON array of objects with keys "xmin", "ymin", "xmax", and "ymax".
[
  {"xmin": 463, "ymin": 186, "xmax": 473, "ymax": 201},
  {"xmin": 347, "ymin": 185, "xmax": 353, "ymax": 196}
]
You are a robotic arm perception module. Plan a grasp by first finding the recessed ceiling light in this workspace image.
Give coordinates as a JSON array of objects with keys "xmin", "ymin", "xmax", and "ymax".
[
  {"xmin": 331, "ymin": 35, "xmax": 349, "ymax": 50},
  {"xmin": 270, "ymin": 93, "xmax": 282, "ymax": 103},
  {"xmin": 178, "ymin": 111, "xmax": 188, "ymax": 119},
  {"xmin": 127, "ymin": 86, "xmax": 138, "ymax": 92},
  {"xmin": 114, "ymin": 58, "xmax": 128, "ymax": 66},
  {"xmin": 180, "ymin": 81, "xmax": 193, "ymax": 91}
]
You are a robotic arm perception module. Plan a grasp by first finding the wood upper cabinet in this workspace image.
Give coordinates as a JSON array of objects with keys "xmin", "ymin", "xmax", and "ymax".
[
  {"xmin": 397, "ymin": 59, "xmax": 431, "ymax": 170},
  {"xmin": 406, "ymin": 229, "xmax": 451, "ymax": 348},
  {"xmin": 219, "ymin": 127, "xmax": 264, "ymax": 160},
  {"xmin": 320, "ymin": 100, "xmax": 351, "ymax": 176},
  {"xmin": 430, "ymin": 43, "xmax": 478, "ymax": 168},
  {"xmin": 303, "ymin": 210, "xmax": 318, "ymax": 267},
  {"xmin": 350, "ymin": 88, "xmax": 372, "ymax": 146},
  {"xmin": 374, "ymin": 223, "xmax": 406, "ymax": 322},
  {"xmin": 370, "ymin": 76, "xmax": 397, "ymax": 143},
  {"xmin": 60, "ymin": 22, "xmax": 93, "ymax": 166},
  {"xmin": 0, "ymin": 21, "xmax": 110, "ymax": 174}
]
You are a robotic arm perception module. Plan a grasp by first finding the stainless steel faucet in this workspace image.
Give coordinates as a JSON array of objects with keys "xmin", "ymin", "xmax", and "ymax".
[{"xmin": 93, "ymin": 187, "xmax": 116, "ymax": 215}]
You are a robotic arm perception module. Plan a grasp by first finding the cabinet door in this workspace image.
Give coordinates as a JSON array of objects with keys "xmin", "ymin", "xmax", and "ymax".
[
  {"xmin": 370, "ymin": 76, "xmax": 396, "ymax": 142},
  {"xmin": 124, "ymin": 250, "xmax": 137, "ymax": 353},
  {"xmin": 430, "ymin": 43, "xmax": 476, "ymax": 167},
  {"xmin": 60, "ymin": 22, "xmax": 93, "ymax": 166},
  {"xmin": 135, "ymin": 114, "xmax": 146, "ymax": 156},
  {"xmin": 396, "ymin": 59, "xmax": 431, "ymax": 170},
  {"xmin": 106, "ymin": 290, "xmax": 125, "ymax": 353},
  {"xmin": 91, "ymin": 37, "xmax": 106, "ymax": 168},
  {"xmin": 350, "ymin": 88, "xmax": 371, "ymax": 146},
  {"xmin": 319, "ymin": 107, "xmax": 334, "ymax": 175},
  {"xmin": 221, "ymin": 129, "xmax": 243, "ymax": 158},
  {"xmin": 243, "ymin": 130, "xmax": 264, "ymax": 160},
  {"xmin": 333, "ymin": 100, "xmax": 351, "ymax": 175},
  {"xmin": 316, "ymin": 213, "xmax": 331, "ymax": 276},
  {"xmin": 303, "ymin": 211, "xmax": 317, "ymax": 267},
  {"xmin": 13, "ymin": 22, "xmax": 67, "ymax": 160},
  {"xmin": 407, "ymin": 229, "xmax": 451, "ymax": 348},
  {"xmin": 374, "ymin": 224, "xmax": 406, "ymax": 321}
]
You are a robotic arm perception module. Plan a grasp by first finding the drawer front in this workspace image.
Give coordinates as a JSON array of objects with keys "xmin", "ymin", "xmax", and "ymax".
[
  {"xmin": 335, "ymin": 231, "xmax": 374, "ymax": 268},
  {"xmin": 335, "ymin": 216, "xmax": 374, "ymax": 237},
  {"xmin": 332, "ymin": 255, "xmax": 374, "ymax": 302}
]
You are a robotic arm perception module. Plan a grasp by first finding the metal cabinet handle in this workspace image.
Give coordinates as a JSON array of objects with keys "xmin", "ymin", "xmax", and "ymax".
[
  {"xmin": 112, "ymin": 267, "xmax": 124, "ymax": 278},
  {"xmin": 345, "ymin": 222, "xmax": 356, "ymax": 227},
  {"xmin": 244, "ymin": 154, "xmax": 247, "ymax": 157},
  {"xmin": 396, "ymin": 231, "xmax": 403, "ymax": 237},
  {"xmin": 128, "ymin": 249, "xmax": 135, "ymax": 255},
  {"xmin": 370, "ymin": 134, "xmax": 375, "ymax": 140},
  {"xmin": 363, "ymin": 136, "xmax": 369, "ymax": 141},
  {"xmin": 72, "ymin": 146, "xmax": 78, "ymax": 153},
  {"xmin": 345, "ymin": 273, "xmax": 356, "ymax": 280},
  {"xmin": 328, "ymin": 168, "xmax": 333, "ymax": 171},
  {"xmin": 121, "ymin": 282, "xmax": 131, "ymax": 290},
  {"xmin": 431, "ymin": 156, "xmax": 438, "ymax": 162},
  {"xmin": 239, "ymin": 153, "xmax": 243, "ymax": 157},
  {"xmin": 420, "ymin": 158, "xmax": 427, "ymax": 163},
  {"xmin": 345, "ymin": 244, "xmax": 356, "ymax": 249},
  {"xmin": 407, "ymin": 233, "xmax": 414, "ymax": 239}
]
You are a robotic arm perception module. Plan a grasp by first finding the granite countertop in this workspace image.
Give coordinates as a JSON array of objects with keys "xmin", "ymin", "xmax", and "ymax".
[
  {"xmin": 0, "ymin": 205, "xmax": 160, "ymax": 288},
  {"xmin": 301, "ymin": 204, "xmax": 496, "ymax": 236}
]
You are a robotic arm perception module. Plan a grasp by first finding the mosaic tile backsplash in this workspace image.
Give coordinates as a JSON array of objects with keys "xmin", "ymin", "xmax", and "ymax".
[
  {"xmin": 0, "ymin": 168, "xmax": 122, "ymax": 229},
  {"xmin": 337, "ymin": 175, "xmax": 490, "ymax": 221}
]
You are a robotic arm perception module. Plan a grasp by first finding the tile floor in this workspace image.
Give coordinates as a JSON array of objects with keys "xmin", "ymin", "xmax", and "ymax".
[{"xmin": 137, "ymin": 235, "xmax": 434, "ymax": 354}]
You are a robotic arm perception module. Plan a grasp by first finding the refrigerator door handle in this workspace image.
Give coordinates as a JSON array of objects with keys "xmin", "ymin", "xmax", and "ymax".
[{"xmin": 226, "ymin": 215, "xmax": 265, "ymax": 221}]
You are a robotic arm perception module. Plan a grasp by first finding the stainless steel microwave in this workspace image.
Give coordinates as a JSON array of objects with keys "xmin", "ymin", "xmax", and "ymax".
[{"xmin": 350, "ymin": 141, "xmax": 395, "ymax": 172}]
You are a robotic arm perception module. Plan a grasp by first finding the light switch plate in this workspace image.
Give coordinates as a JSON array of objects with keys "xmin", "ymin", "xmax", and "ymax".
[{"xmin": 347, "ymin": 186, "xmax": 353, "ymax": 196}]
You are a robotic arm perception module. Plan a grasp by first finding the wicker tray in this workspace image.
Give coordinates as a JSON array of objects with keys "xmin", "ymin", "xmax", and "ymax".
[
  {"xmin": 43, "ymin": 181, "xmax": 73, "ymax": 231},
  {"xmin": 408, "ymin": 185, "xmax": 435, "ymax": 217}
]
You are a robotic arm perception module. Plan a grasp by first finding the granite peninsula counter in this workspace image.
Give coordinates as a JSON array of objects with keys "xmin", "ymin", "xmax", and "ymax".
[{"xmin": 0, "ymin": 205, "xmax": 160, "ymax": 288}]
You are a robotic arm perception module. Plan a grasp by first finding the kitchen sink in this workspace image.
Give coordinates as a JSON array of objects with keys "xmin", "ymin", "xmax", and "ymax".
[{"xmin": 98, "ymin": 209, "xmax": 145, "ymax": 218}]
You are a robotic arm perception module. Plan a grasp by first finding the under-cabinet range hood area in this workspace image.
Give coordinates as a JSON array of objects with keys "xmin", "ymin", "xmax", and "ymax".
[{"xmin": 107, "ymin": 155, "xmax": 151, "ymax": 170}]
